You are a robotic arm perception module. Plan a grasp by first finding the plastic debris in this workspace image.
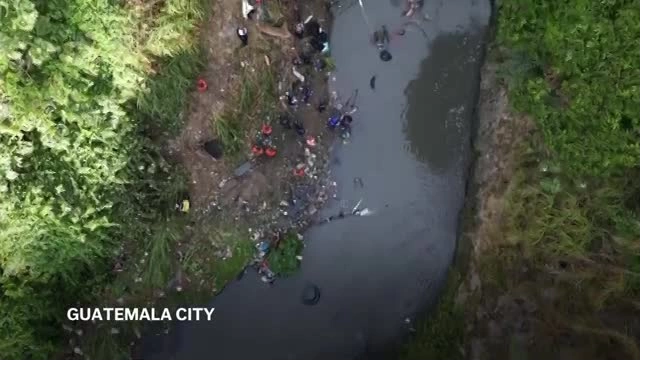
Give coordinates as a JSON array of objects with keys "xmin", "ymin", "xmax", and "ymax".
[
  {"xmin": 292, "ymin": 67, "xmax": 305, "ymax": 82},
  {"xmin": 357, "ymin": 208, "xmax": 373, "ymax": 216},
  {"xmin": 241, "ymin": 0, "xmax": 255, "ymax": 19},
  {"xmin": 197, "ymin": 78, "xmax": 208, "ymax": 92},
  {"xmin": 257, "ymin": 241, "xmax": 270, "ymax": 254},
  {"xmin": 306, "ymin": 136, "xmax": 317, "ymax": 147},
  {"xmin": 352, "ymin": 199, "xmax": 363, "ymax": 214},
  {"xmin": 265, "ymin": 147, "xmax": 277, "ymax": 157},
  {"xmin": 294, "ymin": 165, "xmax": 306, "ymax": 177},
  {"xmin": 251, "ymin": 145, "xmax": 264, "ymax": 156},
  {"xmin": 237, "ymin": 26, "xmax": 248, "ymax": 46},
  {"xmin": 370, "ymin": 75, "xmax": 376, "ymax": 90},
  {"xmin": 181, "ymin": 199, "xmax": 190, "ymax": 213},
  {"xmin": 234, "ymin": 161, "xmax": 253, "ymax": 177},
  {"xmin": 261, "ymin": 123, "xmax": 273, "ymax": 136}
]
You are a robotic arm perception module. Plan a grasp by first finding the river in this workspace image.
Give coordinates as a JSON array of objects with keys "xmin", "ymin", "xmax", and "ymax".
[{"xmin": 143, "ymin": 0, "xmax": 490, "ymax": 359}]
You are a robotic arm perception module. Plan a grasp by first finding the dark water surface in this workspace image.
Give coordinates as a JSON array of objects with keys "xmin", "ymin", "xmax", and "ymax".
[{"xmin": 143, "ymin": 0, "xmax": 490, "ymax": 359}]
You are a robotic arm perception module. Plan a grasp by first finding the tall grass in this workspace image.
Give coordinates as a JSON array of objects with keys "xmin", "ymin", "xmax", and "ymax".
[
  {"xmin": 0, "ymin": 0, "xmax": 209, "ymax": 358},
  {"xmin": 213, "ymin": 40, "xmax": 280, "ymax": 157}
]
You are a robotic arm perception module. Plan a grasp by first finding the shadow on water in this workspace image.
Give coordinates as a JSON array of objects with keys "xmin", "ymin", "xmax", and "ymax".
[{"xmin": 403, "ymin": 28, "xmax": 485, "ymax": 174}]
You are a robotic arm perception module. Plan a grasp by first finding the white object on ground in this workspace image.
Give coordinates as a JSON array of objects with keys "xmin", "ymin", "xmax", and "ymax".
[
  {"xmin": 292, "ymin": 67, "xmax": 305, "ymax": 82},
  {"xmin": 352, "ymin": 199, "xmax": 363, "ymax": 214},
  {"xmin": 241, "ymin": 0, "xmax": 255, "ymax": 19},
  {"xmin": 358, "ymin": 208, "xmax": 373, "ymax": 216}
]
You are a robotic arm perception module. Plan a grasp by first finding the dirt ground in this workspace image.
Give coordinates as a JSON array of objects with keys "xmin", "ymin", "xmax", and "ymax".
[
  {"xmin": 170, "ymin": 0, "xmax": 336, "ymax": 224},
  {"xmin": 456, "ymin": 57, "xmax": 538, "ymax": 359}
]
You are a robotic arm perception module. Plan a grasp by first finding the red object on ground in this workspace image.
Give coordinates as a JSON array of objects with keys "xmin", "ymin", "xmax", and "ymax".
[
  {"xmin": 197, "ymin": 78, "xmax": 208, "ymax": 92},
  {"xmin": 261, "ymin": 124, "xmax": 273, "ymax": 136},
  {"xmin": 293, "ymin": 167, "xmax": 305, "ymax": 177},
  {"xmin": 252, "ymin": 145, "xmax": 264, "ymax": 156},
  {"xmin": 265, "ymin": 147, "xmax": 277, "ymax": 157},
  {"xmin": 306, "ymin": 136, "xmax": 317, "ymax": 147}
]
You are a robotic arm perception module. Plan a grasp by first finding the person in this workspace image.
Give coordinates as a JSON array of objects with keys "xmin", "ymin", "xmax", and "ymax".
[{"xmin": 403, "ymin": 0, "xmax": 423, "ymax": 17}]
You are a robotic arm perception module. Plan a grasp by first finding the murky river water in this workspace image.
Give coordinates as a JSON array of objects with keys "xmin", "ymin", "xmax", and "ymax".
[{"xmin": 143, "ymin": 0, "xmax": 490, "ymax": 359}]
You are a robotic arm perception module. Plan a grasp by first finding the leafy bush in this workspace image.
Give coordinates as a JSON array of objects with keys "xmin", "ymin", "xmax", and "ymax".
[
  {"xmin": 0, "ymin": 0, "xmax": 207, "ymax": 358},
  {"xmin": 268, "ymin": 234, "xmax": 304, "ymax": 276}
]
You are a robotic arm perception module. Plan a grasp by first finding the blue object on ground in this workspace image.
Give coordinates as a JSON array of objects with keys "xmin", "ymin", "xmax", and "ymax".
[{"xmin": 257, "ymin": 241, "xmax": 270, "ymax": 254}]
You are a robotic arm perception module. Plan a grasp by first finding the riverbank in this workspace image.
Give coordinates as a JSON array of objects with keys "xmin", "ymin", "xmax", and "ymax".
[
  {"xmin": 403, "ymin": 0, "xmax": 639, "ymax": 359},
  {"xmin": 55, "ymin": 0, "xmax": 337, "ymax": 359}
]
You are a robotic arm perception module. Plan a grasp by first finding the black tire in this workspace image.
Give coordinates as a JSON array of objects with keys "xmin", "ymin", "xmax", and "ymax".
[{"xmin": 301, "ymin": 284, "xmax": 321, "ymax": 305}]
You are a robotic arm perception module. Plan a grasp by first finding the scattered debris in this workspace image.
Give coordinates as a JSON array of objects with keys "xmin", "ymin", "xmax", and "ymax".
[
  {"xmin": 234, "ymin": 161, "xmax": 253, "ymax": 177},
  {"xmin": 237, "ymin": 26, "xmax": 248, "ymax": 46},
  {"xmin": 241, "ymin": 0, "xmax": 255, "ymax": 19},
  {"xmin": 370, "ymin": 75, "xmax": 376, "ymax": 90}
]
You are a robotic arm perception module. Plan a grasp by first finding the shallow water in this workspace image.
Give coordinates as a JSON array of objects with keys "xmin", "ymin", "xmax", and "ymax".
[{"xmin": 142, "ymin": 0, "xmax": 490, "ymax": 359}]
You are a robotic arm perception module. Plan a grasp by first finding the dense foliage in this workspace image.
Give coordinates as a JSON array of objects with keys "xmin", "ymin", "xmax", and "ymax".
[
  {"xmin": 499, "ymin": 0, "xmax": 640, "ymax": 179},
  {"xmin": 0, "ymin": 0, "xmax": 206, "ymax": 358}
]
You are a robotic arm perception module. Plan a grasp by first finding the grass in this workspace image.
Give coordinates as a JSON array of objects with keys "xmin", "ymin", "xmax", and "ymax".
[
  {"xmin": 400, "ymin": 269, "xmax": 464, "ymax": 359},
  {"xmin": 213, "ymin": 33, "xmax": 281, "ymax": 159},
  {"xmin": 137, "ymin": 49, "xmax": 206, "ymax": 134},
  {"xmin": 183, "ymin": 221, "xmax": 255, "ymax": 289},
  {"xmin": 267, "ymin": 233, "xmax": 304, "ymax": 276}
]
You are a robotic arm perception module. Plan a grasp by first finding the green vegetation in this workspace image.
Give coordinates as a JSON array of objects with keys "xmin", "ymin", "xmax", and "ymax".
[
  {"xmin": 0, "ymin": 0, "xmax": 211, "ymax": 358},
  {"xmin": 213, "ymin": 39, "xmax": 280, "ymax": 158},
  {"xmin": 401, "ymin": 270, "xmax": 464, "ymax": 359},
  {"xmin": 268, "ymin": 233, "xmax": 304, "ymax": 276},
  {"xmin": 406, "ymin": 0, "xmax": 639, "ymax": 359}
]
